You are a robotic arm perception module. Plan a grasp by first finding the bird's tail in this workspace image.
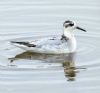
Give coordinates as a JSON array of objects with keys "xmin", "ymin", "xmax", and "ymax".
[{"xmin": 11, "ymin": 41, "xmax": 36, "ymax": 47}]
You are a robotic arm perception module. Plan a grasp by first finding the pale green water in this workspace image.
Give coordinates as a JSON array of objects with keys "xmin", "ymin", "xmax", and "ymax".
[{"xmin": 0, "ymin": 0, "xmax": 100, "ymax": 93}]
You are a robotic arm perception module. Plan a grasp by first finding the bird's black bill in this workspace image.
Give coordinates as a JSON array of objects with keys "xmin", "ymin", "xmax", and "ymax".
[{"xmin": 76, "ymin": 26, "xmax": 86, "ymax": 32}]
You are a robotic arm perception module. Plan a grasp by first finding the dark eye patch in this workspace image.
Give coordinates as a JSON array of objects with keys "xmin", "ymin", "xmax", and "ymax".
[
  {"xmin": 64, "ymin": 23, "xmax": 74, "ymax": 28},
  {"xmin": 69, "ymin": 23, "xmax": 74, "ymax": 26},
  {"xmin": 63, "ymin": 20, "xmax": 72, "ymax": 26}
]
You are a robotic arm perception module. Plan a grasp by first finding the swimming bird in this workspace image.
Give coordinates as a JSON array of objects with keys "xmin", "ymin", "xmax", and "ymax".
[{"xmin": 11, "ymin": 20, "xmax": 86, "ymax": 54}]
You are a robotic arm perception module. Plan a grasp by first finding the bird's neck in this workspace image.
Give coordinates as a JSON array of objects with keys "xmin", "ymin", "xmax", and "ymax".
[
  {"xmin": 63, "ymin": 28, "xmax": 76, "ymax": 52},
  {"xmin": 63, "ymin": 28, "xmax": 74, "ymax": 39}
]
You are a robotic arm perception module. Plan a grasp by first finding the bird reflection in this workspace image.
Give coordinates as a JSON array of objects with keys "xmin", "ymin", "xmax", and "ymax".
[
  {"xmin": 9, "ymin": 52, "xmax": 82, "ymax": 81},
  {"xmin": 62, "ymin": 53, "xmax": 77, "ymax": 81}
]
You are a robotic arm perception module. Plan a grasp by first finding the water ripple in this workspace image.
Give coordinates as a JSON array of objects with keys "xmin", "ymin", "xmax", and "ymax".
[{"xmin": 0, "ymin": 0, "xmax": 100, "ymax": 93}]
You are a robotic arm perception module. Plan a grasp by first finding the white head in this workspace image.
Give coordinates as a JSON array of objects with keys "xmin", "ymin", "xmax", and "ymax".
[
  {"xmin": 63, "ymin": 20, "xmax": 86, "ymax": 52},
  {"xmin": 63, "ymin": 20, "xmax": 86, "ymax": 36}
]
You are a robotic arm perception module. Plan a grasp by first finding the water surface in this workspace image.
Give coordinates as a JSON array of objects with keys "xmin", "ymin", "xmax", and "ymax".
[{"xmin": 0, "ymin": 0, "xmax": 100, "ymax": 93}]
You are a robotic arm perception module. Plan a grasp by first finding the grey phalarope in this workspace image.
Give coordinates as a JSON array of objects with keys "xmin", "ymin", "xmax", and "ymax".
[{"xmin": 11, "ymin": 20, "xmax": 86, "ymax": 54}]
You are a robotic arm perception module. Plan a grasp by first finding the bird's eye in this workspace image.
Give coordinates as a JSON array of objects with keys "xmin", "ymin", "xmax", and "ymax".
[{"xmin": 69, "ymin": 23, "xmax": 74, "ymax": 26}]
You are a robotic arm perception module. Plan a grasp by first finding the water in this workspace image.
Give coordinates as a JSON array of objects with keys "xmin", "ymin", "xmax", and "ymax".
[{"xmin": 0, "ymin": 0, "xmax": 100, "ymax": 93}]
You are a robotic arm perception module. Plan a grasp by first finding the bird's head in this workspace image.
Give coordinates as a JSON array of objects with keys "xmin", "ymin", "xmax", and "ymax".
[{"xmin": 63, "ymin": 20, "xmax": 86, "ymax": 32}]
